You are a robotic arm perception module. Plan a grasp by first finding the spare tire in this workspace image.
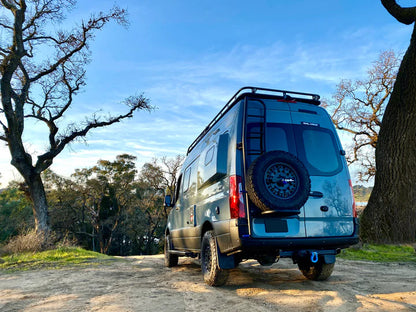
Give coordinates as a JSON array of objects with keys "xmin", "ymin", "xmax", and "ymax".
[{"xmin": 246, "ymin": 150, "xmax": 311, "ymax": 213}]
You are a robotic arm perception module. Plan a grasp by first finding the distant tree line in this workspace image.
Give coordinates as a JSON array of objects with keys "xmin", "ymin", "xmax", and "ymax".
[
  {"xmin": 0, "ymin": 154, "xmax": 183, "ymax": 256},
  {"xmin": 0, "ymin": 0, "xmax": 152, "ymax": 240},
  {"xmin": 352, "ymin": 185, "xmax": 373, "ymax": 202}
]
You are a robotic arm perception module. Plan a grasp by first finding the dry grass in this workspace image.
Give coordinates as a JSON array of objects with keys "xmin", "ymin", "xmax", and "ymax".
[
  {"xmin": 4, "ymin": 229, "xmax": 53, "ymax": 254},
  {"xmin": 2, "ymin": 230, "xmax": 77, "ymax": 255}
]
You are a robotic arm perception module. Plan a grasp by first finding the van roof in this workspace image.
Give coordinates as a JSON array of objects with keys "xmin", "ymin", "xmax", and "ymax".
[{"xmin": 187, "ymin": 86, "xmax": 321, "ymax": 155}]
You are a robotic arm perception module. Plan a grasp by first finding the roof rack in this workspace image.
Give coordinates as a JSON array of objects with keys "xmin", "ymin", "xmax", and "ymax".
[
  {"xmin": 186, "ymin": 86, "xmax": 321, "ymax": 155},
  {"xmin": 230, "ymin": 86, "xmax": 320, "ymax": 103}
]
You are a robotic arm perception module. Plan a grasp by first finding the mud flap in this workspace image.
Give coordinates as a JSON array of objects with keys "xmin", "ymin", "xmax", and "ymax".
[
  {"xmin": 216, "ymin": 239, "xmax": 236, "ymax": 269},
  {"xmin": 323, "ymin": 254, "xmax": 336, "ymax": 264}
]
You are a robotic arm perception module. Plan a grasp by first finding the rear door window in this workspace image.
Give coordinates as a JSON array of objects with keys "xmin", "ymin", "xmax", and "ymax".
[
  {"xmin": 265, "ymin": 123, "xmax": 296, "ymax": 153},
  {"xmin": 294, "ymin": 125, "xmax": 342, "ymax": 176}
]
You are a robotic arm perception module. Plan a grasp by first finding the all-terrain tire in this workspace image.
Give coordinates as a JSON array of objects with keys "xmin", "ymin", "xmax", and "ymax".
[
  {"xmin": 297, "ymin": 260, "xmax": 335, "ymax": 281},
  {"xmin": 200, "ymin": 231, "xmax": 229, "ymax": 286},
  {"xmin": 257, "ymin": 254, "xmax": 277, "ymax": 266},
  {"xmin": 164, "ymin": 234, "xmax": 178, "ymax": 267},
  {"xmin": 246, "ymin": 150, "xmax": 311, "ymax": 212}
]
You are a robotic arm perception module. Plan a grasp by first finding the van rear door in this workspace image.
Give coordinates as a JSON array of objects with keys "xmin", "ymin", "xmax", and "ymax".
[
  {"xmin": 245, "ymin": 98, "xmax": 355, "ymax": 238},
  {"xmin": 289, "ymin": 103, "xmax": 355, "ymax": 237},
  {"xmin": 245, "ymin": 98, "xmax": 307, "ymax": 238}
]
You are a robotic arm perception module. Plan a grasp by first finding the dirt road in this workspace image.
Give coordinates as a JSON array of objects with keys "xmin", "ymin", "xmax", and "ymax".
[{"xmin": 0, "ymin": 255, "xmax": 415, "ymax": 311}]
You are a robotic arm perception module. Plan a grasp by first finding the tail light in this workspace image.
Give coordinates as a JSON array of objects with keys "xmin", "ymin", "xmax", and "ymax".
[
  {"xmin": 229, "ymin": 175, "xmax": 246, "ymax": 219},
  {"xmin": 348, "ymin": 179, "xmax": 357, "ymax": 218}
]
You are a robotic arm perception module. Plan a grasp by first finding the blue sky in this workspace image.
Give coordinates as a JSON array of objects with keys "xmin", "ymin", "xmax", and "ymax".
[{"xmin": 0, "ymin": 0, "xmax": 413, "ymax": 185}]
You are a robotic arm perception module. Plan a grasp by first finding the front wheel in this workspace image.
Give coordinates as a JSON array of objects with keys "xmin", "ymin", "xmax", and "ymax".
[
  {"xmin": 200, "ymin": 231, "xmax": 229, "ymax": 286},
  {"xmin": 164, "ymin": 234, "xmax": 178, "ymax": 267},
  {"xmin": 297, "ymin": 259, "xmax": 335, "ymax": 281}
]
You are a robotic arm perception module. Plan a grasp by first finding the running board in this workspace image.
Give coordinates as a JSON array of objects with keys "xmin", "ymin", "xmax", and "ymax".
[{"xmin": 169, "ymin": 250, "xmax": 198, "ymax": 258}]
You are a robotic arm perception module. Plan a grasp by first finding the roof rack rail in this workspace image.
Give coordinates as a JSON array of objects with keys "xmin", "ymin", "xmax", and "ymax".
[
  {"xmin": 186, "ymin": 86, "xmax": 321, "ymax": 155},
  {"xmin": 230, "ymin": 86, "xmax": 320, "ymax": 103}
]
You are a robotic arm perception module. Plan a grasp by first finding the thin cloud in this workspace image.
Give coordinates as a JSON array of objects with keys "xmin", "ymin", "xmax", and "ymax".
[{"xmin": 0, "ymin": 9, "xmax": 412, "ymax": 185}]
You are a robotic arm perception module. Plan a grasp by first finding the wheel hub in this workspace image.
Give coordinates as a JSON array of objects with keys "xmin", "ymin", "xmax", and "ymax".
[{"xmin": 264, "ymin": 162, "xmax": 299, "ymax": 199}]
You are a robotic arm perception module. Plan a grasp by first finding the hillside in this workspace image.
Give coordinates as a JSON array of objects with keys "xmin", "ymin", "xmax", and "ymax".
[{"xmin": 353, "ymin": 185, "xmax": 373, "ymax": 202}]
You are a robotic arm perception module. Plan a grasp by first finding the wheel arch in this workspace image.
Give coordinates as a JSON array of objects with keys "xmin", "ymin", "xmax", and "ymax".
[{"xmin": 200, "ymin": 221, "xmax": 214, "ymax": 241}]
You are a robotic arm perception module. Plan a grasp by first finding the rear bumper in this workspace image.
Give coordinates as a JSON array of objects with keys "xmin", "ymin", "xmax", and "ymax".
[
  {"xmin": 240, "ymin": 235, "xmax": 359, "ymax": 251},
  {"xmin": 238, "ymin": 217, "xmax": 359, "ymax": 253}
]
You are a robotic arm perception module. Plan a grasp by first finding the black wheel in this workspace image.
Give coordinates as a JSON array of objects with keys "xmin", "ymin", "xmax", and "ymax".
[
  {"xmin": 257, "ymin": 254, "xmax": 277, "ymax": 266},
  {"xmin": 200, "ymin": 231, "xmax": 229, "ymax": 286},
  {"xmin": 297, "ymin": 259, "xmax": 335, "ymax": 281},
  {"xmin": 164, "ymin": 234, "xmax": 178, "ymax": 267},
  {"xmin": 246, "ymin": 150, "xmax": 311, "ymax": 212}
]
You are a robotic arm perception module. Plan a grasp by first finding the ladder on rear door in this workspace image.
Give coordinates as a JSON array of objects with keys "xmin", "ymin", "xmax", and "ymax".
[{"xmin": 245, "ymin": 101, "xmax": 266, "ymax": 160}]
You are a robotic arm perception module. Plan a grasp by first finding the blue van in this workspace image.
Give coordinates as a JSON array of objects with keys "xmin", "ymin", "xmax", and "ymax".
[{"xmin": 164, "ymin": 87, "xmax": 359, "ymax": 286}]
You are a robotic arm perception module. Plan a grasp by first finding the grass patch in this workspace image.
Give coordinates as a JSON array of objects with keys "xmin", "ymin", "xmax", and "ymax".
[
  {"xmin": 0, "ymin": 247, "xmax": 114, "ymax": 272},
  {"xmin": 339, "ymin": 244, "xmax": 416, "ymax": 262}
]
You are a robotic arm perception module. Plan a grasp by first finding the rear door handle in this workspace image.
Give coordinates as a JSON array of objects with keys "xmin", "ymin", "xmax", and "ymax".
[{"xmin": 309, "ymin": 191, "xmax": 324, "ymax": 198}]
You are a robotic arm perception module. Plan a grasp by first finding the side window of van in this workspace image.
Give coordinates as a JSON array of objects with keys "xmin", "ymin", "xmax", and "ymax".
[
  {"xmin": 183, "ymin": 157, "xmax": 200, "ymax": 194},
  {"xmin": 204, "ymin": 146, "xmax": 215, "ymax": 166},
  {"xmin": 174, "ymin": 174, "xmax": 182, "ymax": 204},
  {"xmin": 189, "ymin": 164, "xmax": 198, "ymax": 194},
  {"xmin": 183, "ymin": 167, "xmax": 191, "ymax": 193}
]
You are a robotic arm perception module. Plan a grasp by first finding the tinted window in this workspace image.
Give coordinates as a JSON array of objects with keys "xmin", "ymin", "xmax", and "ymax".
[
  {"xmin": 266, "ymin": 126, "xmax": 289, "ymax": 152},
  {"xmin": 174, "ymin": 174, "xmax": 182, "ymax": 203},
  {"xmin": 183, "ymin": 157, "xmax": 199, "ymax": 194},
  {"xmin": 295, "ymin": 126, "xmax": 342, "ymax": 176},
  {"xmin": 183, "ymin": 167, "xmax": 191, "ymax": 192},
  {"xmin": 303, "ymin": 130, "xmax": 339, "ymax": 172},
  {"xmin": 204, "ymin": 146, "xmax": 215, "ymax": 166}
]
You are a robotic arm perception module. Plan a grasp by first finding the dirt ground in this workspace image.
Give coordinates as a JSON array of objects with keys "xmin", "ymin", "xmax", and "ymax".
[{"xmin": 0, "ymin": 255, "xmax": 415, "ymax": 312}]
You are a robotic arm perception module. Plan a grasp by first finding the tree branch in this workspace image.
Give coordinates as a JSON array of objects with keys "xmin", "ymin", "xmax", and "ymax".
[
  {"xmin": 29, "ymin": 6, "xmax": 127, "ymax": 83},
  {"xmin": 34, "ymin": 95, "xmax": 152, "ymax": 173},
  {"xmin": 0, "ymin": 0, "xmax": 16, "ymax": 11},
  {"xmin": 381, "ymin": 0, "xmax": 416, "ymax": 25}
]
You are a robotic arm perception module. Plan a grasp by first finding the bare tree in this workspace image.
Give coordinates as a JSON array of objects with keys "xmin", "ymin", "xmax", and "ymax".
[
  {"xmin": 0, "ymin": 1, "xmax": 152, "ymax": 236},
  {"xmin": 134, "ymin": 155, "xmax": 184, "ymax": 254},
  {"xmin": 360, "ymin": 0, "xmax": 416, "ymax": 243},
  {"xmin": 328, "ymin": 51, "xmax": 399, "ymax": 182},
  {"xmin": 160, "ymin": 155, "xmax": 184, "ymax": 193}
]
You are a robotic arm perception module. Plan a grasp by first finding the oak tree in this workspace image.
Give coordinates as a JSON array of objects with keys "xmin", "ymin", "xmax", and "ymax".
[
  {"xmin": 361, "ymin": 0, "xmax": 416, "ymax": 243},
  {"xmin": 0, "ymin": 1, "xmax": 151, "ymax": 236}
]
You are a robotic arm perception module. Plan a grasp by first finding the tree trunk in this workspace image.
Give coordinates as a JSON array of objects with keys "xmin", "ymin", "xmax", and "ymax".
[
  {"xmin": 26, "ymin": 173, "xmax": 50, "ymax": 235},
  {"xmin": 360, "ymin": 24, "xmax": 416, "ymax": 243},
  {"xmin": 8, "ymin": 141, "xmax": 51, "ymax": 236}
]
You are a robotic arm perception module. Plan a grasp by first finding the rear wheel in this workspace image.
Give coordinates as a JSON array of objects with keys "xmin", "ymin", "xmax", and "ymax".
[
  {"xmin": 201, "ymin": 231, "xmax": 229, "ymax": 286},
  {"xmin": 297, "ymin": 259, "xmax": 334, "ymax": 281},
  {"xmin": 257, "ymin": 254, "xmax": 277, "ymax": 266},
  {"xmin": 164, "ymin": 234, "xmax": 178, "ymax": 267}
]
